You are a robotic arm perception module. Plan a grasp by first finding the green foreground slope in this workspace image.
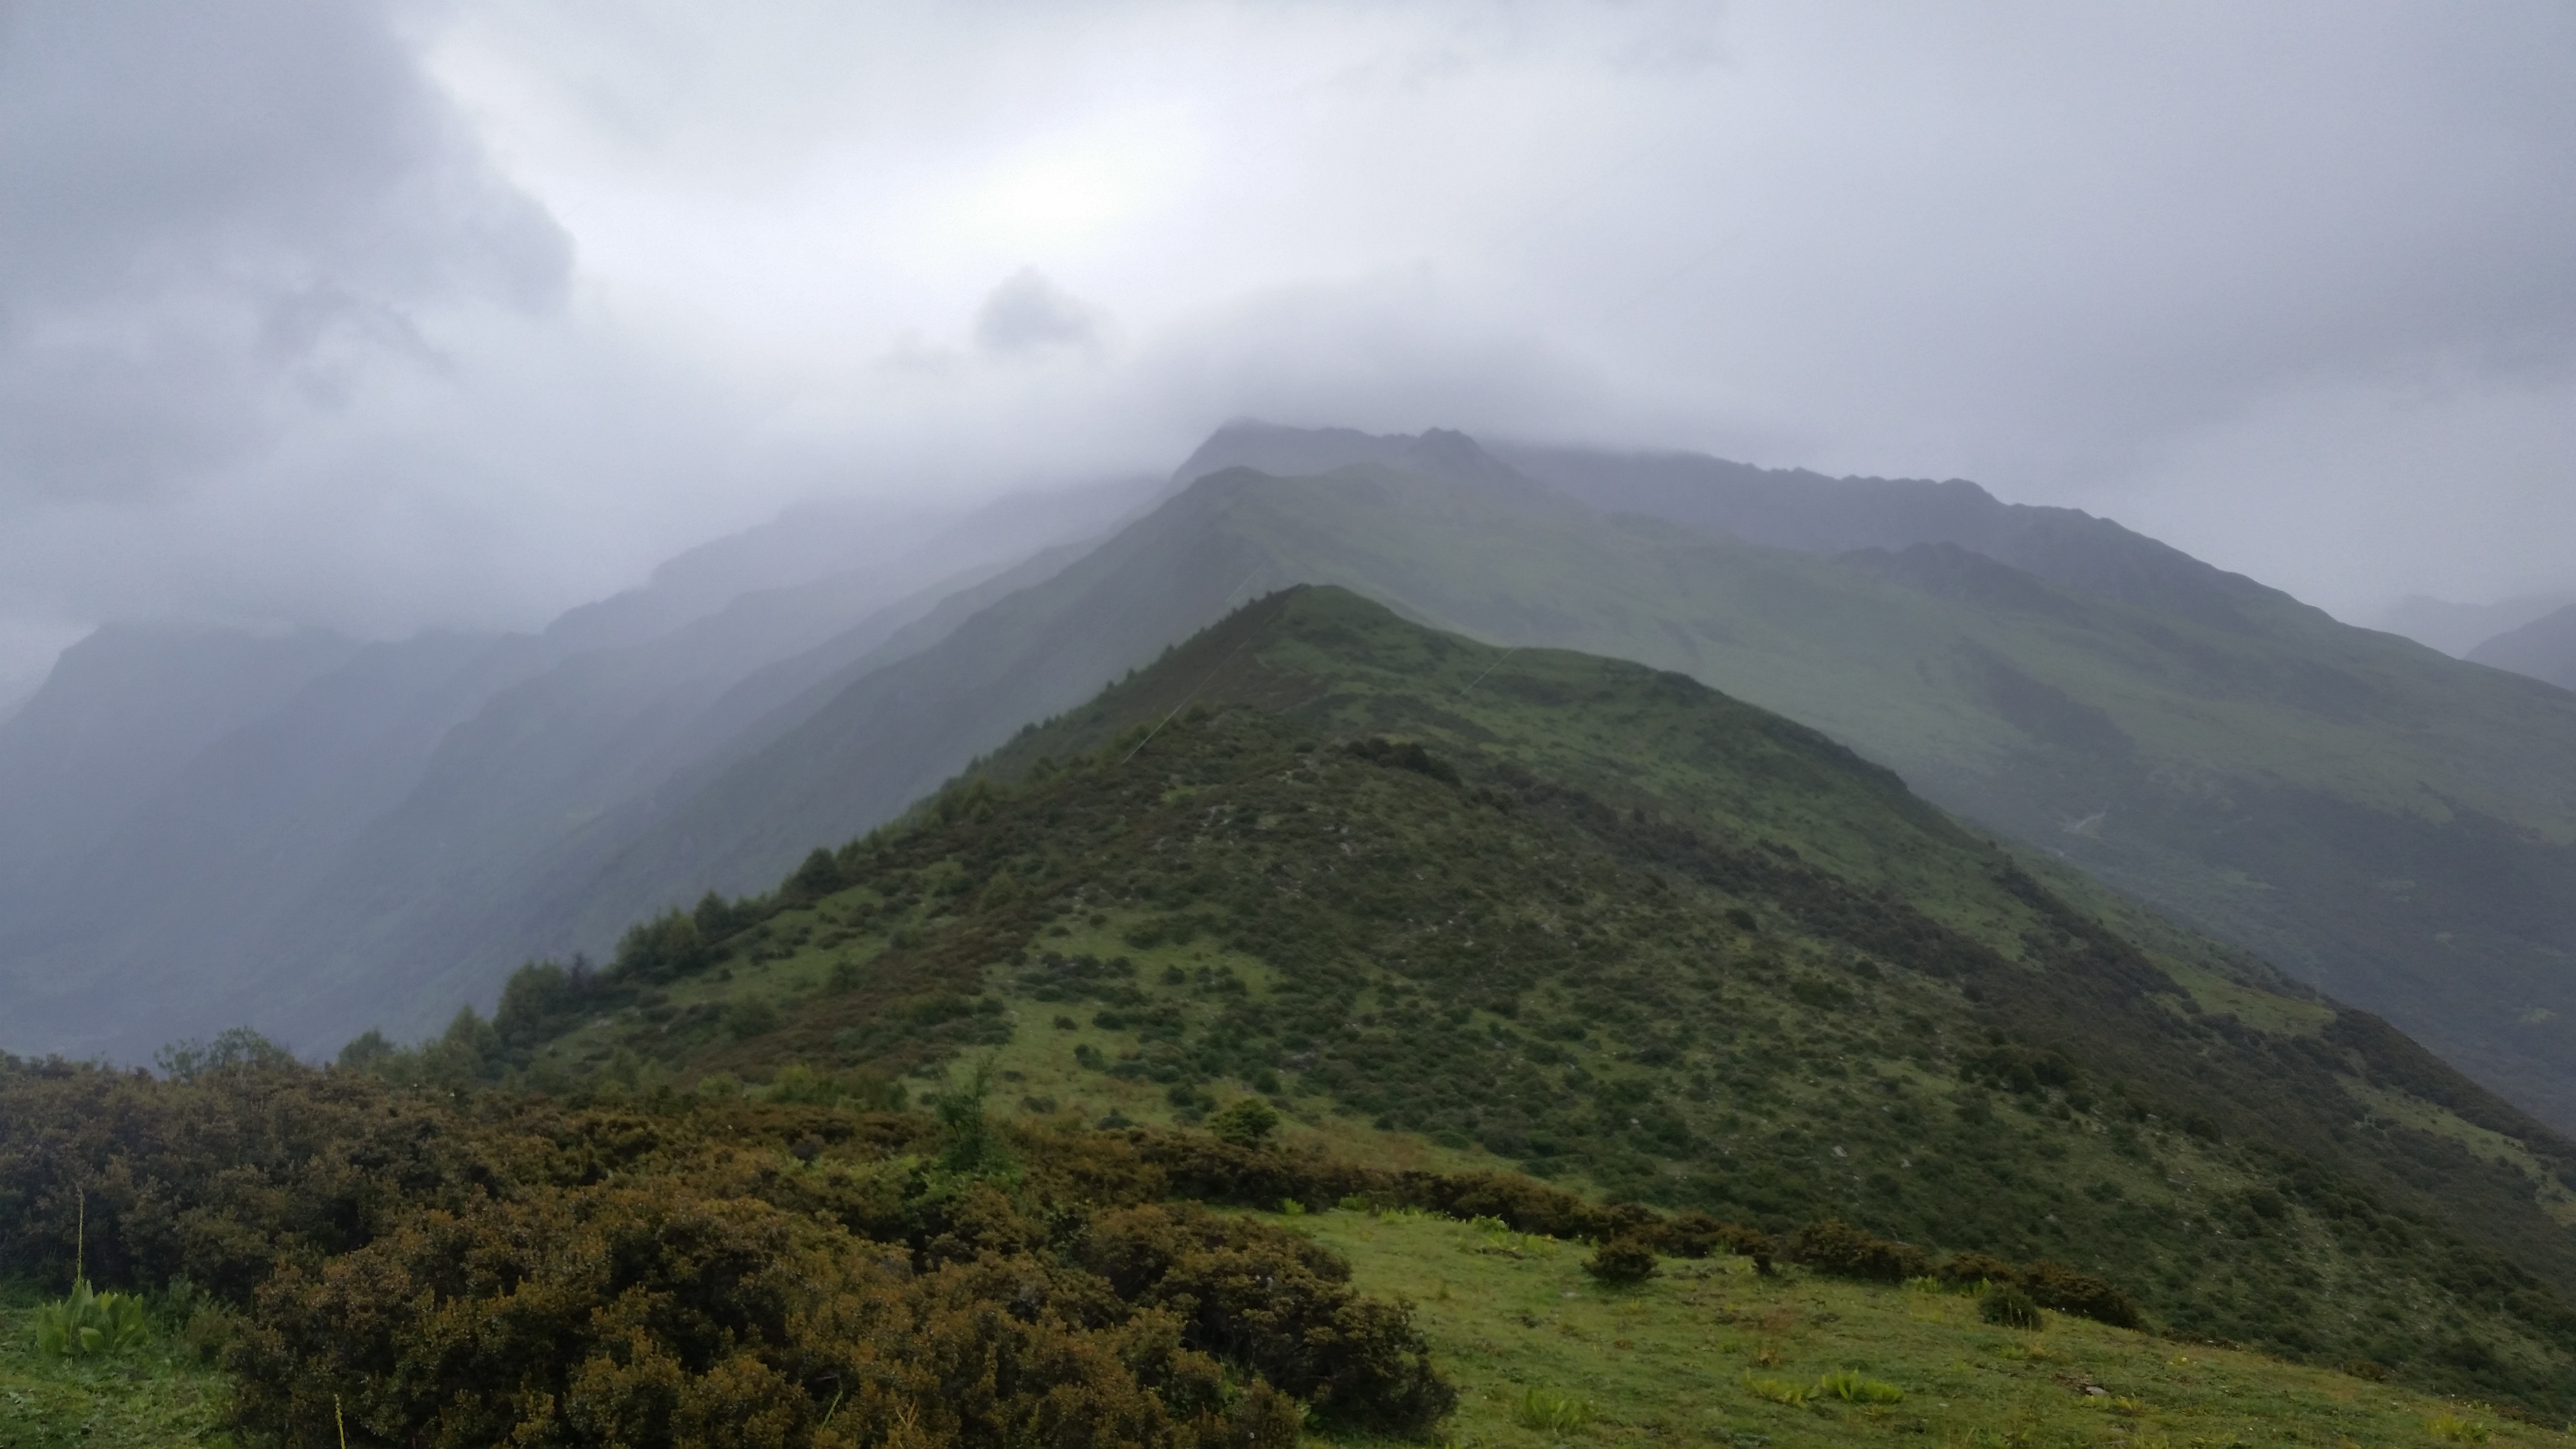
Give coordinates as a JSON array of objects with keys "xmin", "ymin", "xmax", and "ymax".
[
  {"xmin": 1295, "ymin": 1203, "xmax": 2560, "ymax": 1448},
  {"xmin": 7, "ymin": 1062, "xmax": 2558, "ymax": 1449},
  {"xmin": 475, "ymin": 587, "xmax": 2576, "ymax": 1414}
]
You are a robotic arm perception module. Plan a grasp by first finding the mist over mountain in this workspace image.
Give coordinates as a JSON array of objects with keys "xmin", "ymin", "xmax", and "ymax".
[
  {"xmin": 0, "ymin": 475, "xmax": 1158, "ymax": 1061},
  {"xmin": 2377, "ymin": 593, "xmax": 2576, "ymax": 658},
  {"xmin": 2472, "ymin": 604, "xmax": 2576, "ymax": 691},
  {"xmin": 11, "ymin": 419, "xmax": 2576, "ymax": 1154}
]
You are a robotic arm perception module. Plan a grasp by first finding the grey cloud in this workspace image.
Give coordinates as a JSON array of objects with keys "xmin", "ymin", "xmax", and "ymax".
[
  {"xmin": 974, "ymin": 268, "xmax": 1110, "ymax": 356},
  {"xmin": 0, "ymin": 0, "xmax": 569, "ymax": 503},
  {"xmin": 2, "ymin": 0, "xmax": 2573, "ymax": 667}
]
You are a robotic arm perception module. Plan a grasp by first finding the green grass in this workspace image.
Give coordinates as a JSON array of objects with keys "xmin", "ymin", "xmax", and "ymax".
[
  {"xmin": 0, "ymin": 1304, "xmax": 233, "ymax": 1449},
  {"xmin": 1278, "ymin": 1206, "xmax": 2557, "ymax": 1448}
]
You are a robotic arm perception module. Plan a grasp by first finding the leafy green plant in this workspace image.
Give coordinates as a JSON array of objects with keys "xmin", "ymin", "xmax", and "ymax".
[
  {"xmin": 1745, "ymin": 1374, "xmax": 1811, "ymax": 1407},
  {"xmin": 1513, "ymin": 1386, "xmax": 1592, "ymax": 1432},
  {"xmin": 32, "ymin": 1280, "xmax": 152, "ymax": 1357},
  {"xmin": 1815, "ymin": 1368, "xmax": 1904, "ymax": 1403},
  {"xmin": 2427, "ymin": 1410, "xmax": 2493, "ymax": 1442}
]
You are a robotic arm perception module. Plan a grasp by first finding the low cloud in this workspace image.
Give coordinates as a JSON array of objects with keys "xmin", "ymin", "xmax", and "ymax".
[
  {"xmin": 975, "ymin": 269, "xmax": 1111, "ymax": 356},
  {"xmin": 0, "ymin": 0, "xmax": 2569, "ymax": 671}
]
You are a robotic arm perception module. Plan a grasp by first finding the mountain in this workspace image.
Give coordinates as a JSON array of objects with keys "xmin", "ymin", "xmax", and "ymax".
[
  {"xmin": 477, "ymin": 430, "xmax": 2576, "ymax": 1138},
  {"xmin": 2472, "ymin": 603, "xmax": 2576, "ymax": 691},
  {"xmin": 0, "ymin": 479, "xmax": 1158, "ymax": 1062},
  {"xmin": 467, "ymin": 586, "xmax": 2576, "ymax": 1414},
  {"xmin": 0, "ymin": 622, "xmax": 365, "ymax": 903},
  {"xmin": 2380, "ymin": 592, "xmax": 2576, "ymax": 658}
]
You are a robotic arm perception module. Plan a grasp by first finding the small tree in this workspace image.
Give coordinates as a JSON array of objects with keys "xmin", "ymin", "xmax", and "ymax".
[
  {"xmin": 1208, "ymin": 1096, "xmax": 1282, "ymax": 1148},
  {"xmin": 934, "ymin": 1058, "xmax": 1011, "ymax": 1175},
  {"xmin": 154, "ymin": 1026, "xmax": 295, "ymax": 1081}
]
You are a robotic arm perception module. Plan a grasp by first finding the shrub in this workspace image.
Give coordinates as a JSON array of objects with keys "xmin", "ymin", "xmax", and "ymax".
[
  {"xmin": 1936, "ymin": 1252, "xmax": 2019, "ymax": 1289},
  {"xmin": 1980, "ymin": 1284, "xmax": 2044, "ymax": 1330},
  {"xmin": 1584, "ymin": 1236, "xmax": 1658, "ymax": 1284},
  {"xmin": 1077, "ymin": 1203, "xmax": 1456, "ymax": 1436},
  {"xmin": 724, "ymin": 998, "xmax": 781, "ymax": 1040},
  {"xmin": 2021, "ymin": 1260, "xmax": 2143, "ymax": 1329},
  {"xmin": 1787, "ymin": 1219, "xmax": 1927, "ymax": 1283},
  {"xmin": 1208, "ymin": 1097, "xmax": 1281, "ymax": 1147},
  {"xmin": 1343, "ymin": 737, "xmax": 1460, "ymax": 786},
  {"xmin": 233, "ymin": 1179, "xmax": 1404, "ymax": 1449}
]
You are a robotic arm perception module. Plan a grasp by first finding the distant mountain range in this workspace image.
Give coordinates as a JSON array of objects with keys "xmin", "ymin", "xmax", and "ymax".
[
  {"xmin": 9, "ymin": 423, "xmax": 2576, "ymax": 1143},
  {"xmin": 0, "ymin": 476, "xmax": 1159, "ymax": 1063},
  {"xmin": 2472, "ymin": 604, "xmax": 2576, "ymax": 692},
  {"xmin": 2376, "ymin": 591, "xmax": 2576, "ymax": 659}
]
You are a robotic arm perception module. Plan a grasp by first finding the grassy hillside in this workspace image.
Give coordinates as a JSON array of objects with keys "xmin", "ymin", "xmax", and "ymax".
[
  {"xmin": 1294, "ymin": 1203, "xmax": 2561, "ymax": 1448},
  {"xmin": 483, "ymin": 443, "xmax": 2576, "ymax": 1141},
  {"xmin": 1185, "ymin": 457, "xmax": 2576, "ymax": 1127},
  {"xmin": 404, "ymin": 587, "xmax": 2576, "ymax": 1417}
]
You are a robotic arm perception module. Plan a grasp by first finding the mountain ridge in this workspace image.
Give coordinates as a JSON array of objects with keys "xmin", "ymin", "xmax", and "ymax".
[{"xmin": 469, "ymin": 585, "xmax": 2576, "ymax": 1414}]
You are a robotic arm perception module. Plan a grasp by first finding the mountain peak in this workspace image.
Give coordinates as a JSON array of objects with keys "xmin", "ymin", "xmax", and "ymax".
[{"xmin": 1174, "ymin": 420, "xmax": 1550, "ymax": 504}]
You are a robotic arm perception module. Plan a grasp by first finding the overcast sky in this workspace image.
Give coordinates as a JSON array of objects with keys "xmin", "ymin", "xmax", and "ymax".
[{"xmin": 3, "ymin": 0, "xmax": 2572, "ymax": 702}]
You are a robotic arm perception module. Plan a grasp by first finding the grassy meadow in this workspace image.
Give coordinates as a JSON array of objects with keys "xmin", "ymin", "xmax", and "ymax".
[{"xmin": 1281, "ymin": 1206, "xmax": 2555, "ymax": 1448}]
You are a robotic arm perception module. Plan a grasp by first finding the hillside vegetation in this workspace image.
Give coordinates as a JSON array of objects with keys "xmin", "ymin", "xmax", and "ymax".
[
  {"xmin": 368, "ymin": 586, "xmax": 2576, "ymax": 1418},
  {"xmin": 494, "ymin": 430, "xmax": 2576, "ymax": 1145},
  {"xmin": 16, "ymin": 587, "xmax": 2576, "ymax": 1443},
  {"xmin": 11, "ymin": 1054, "xmax": 2563, "ymax": 1448}
]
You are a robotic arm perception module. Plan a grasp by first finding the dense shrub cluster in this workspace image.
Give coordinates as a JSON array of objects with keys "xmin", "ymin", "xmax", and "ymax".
[
  {"xmin": 238, "ymin": 1184, "xmax": 1365, "ymax": 1449},
  {"xmin": 0, "ymin": 1055, "xmax": 1449, "ymax": 1447},
  {"xmin": 1583, "ymin": 1237, "xmax": 1659, "ymax": 1284},
  {"xmin": 1787, "ymin": 1218, "xmax": 1929, "ymax": 1283}
]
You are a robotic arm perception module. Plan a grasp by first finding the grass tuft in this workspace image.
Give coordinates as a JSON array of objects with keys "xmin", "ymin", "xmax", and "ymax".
[
  {"xmin": 1513, "ymin": 1386, "xmax": 1593, "ymax": 1432},
  {"xmin": 1746, "ymin": 1374, "xmax": 1813, "ymax": 1407},
  {"xmin": 2429, "ymin": 1410, "xmax": 2495, "ymax": 1443},
  {"xmin": 1816, "ymin": 1368, "xmax": 1905, "ymax": 1403}
]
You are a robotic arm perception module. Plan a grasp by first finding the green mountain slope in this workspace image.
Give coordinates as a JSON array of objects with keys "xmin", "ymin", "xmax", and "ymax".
[
  {"xmin": 475, "ymin": 588, "xmax": 2576, "ymax": 1415},
  {"xmin": 516, "ymin": 444, "xmax": 2576, "ymax": 1137}
]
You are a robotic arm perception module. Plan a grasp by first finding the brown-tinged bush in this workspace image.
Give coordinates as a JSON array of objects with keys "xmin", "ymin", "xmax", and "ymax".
[
  {"xmin": 1079, "ymin": 1203, "xmax": 1455, "ymax": 1436},
  {"xmin": 1787, "ymin": 1219, "xmax": 1928, "ymax": 1283},
  {"xmin": 1708, "ymin": 1220, "xmax": 1778, "ymax": 1271},
  {"xmin": 237, "ymin": 1181, "xmax": 1348, "ymax": 1448},
  {"xmin": 2021, "ymin": 1260, "xmax": 2144, "ymax": 1329},
  {"xmin": 1583, "ymin": 1236, "xmax": 1659, "ymax": 1284},
  {"xmin": 1937, "ymin": 1251, "xmax": 2021, "ymax": 1288}
]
